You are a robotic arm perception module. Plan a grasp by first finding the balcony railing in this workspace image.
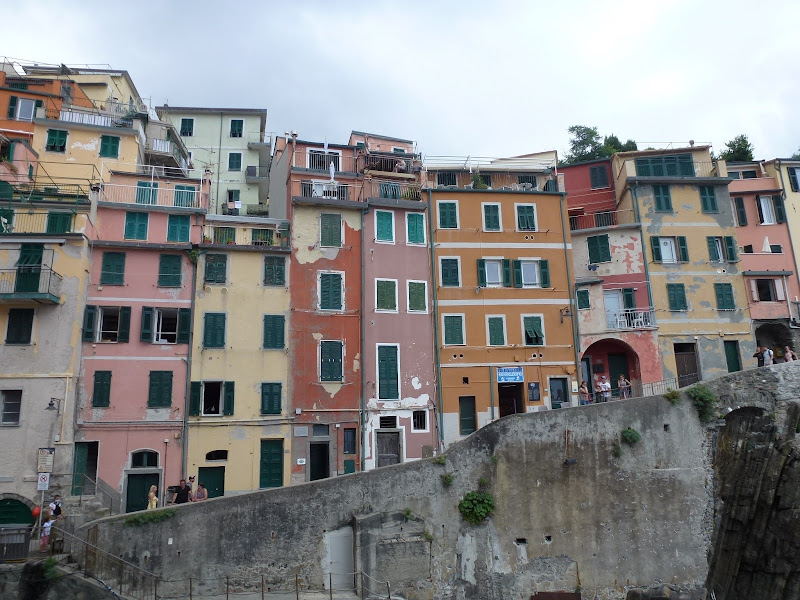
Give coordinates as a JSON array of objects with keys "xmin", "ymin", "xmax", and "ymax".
[
  {"xmin": 202, "ymin": 224, "xmax": 288, "ymax": 248},
  {"xmin": 294, "ymin": 150, "xmax": 357, "ymax": 173},
  {"xmin": 248, "ymin": 131, "xmax": 272, "ymax": 147},
  {"xmin": 359, "ymin": 152, "xmax": 416, "ymax": 175},
  {"xmin": 300, "ymin": 181, "xmax": 356, "ymax": 201},
  {"xmin": 245, "ymin": 166, "xmax": 269, "ymax": 180},
  {"xmin": 0, "ymin": 211, "xmax": 76, "ymax": 235},
  {"xmin": 100, "ymin": 183, "xmax": 202, "ymax": 209},
  {"xmin": 0, "ymin": 266, "xmax": 62, "ymax": 302},
  {"xmin": 364, "ymin": 180, "xmax": 422, "ymax": 202},
  {"xmin": 3, "ymin": 182, "xmax": 91, "ymax": 204},
  {"xmin": 569, "ymin": 208, "xmax": 636, "ymax": 231},
  {"xmin": 605, "ymin": 308, "xmax": 656, "ymax": 330},
  {"xmin": 148, "ymin": 138, "xmax": 171, "ymax": 153},
  {"xmin": 622, "ymin": 159, "xmax": 722, "ymax": 179},
  {"xmin": 145, "ymin": 139, "xmax": 189, "ymax": 176},
  {"xmin": 43, "ymin": 106, "xmax": 133, "ymax": 129}
]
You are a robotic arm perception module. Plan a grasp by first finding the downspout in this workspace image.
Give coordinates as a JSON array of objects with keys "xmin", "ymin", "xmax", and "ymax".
[
  {"xmin": 488, "ymin": 366, "xmax": 495, "ymax": 420},
  {"xmin": 427, "ymin": 189, "xmax": 444, "ymax": 444},
  {"xmin": 215, "ymin": 112, "xmax": 223, "ymax": 213},
  {"xmin": 631, "ymin": 182, "xmax": 655, "ymax": 308},
  {"xmin": 182, "ymin": 238, "xmax": 200, "ymax": 479},
  {"xmin": 360, "ymin": 207, "xmax": 367, "ymax": 471},
  {"xmin": 559, "ymin": 192, "xmax": 581, "ymax": 387}
]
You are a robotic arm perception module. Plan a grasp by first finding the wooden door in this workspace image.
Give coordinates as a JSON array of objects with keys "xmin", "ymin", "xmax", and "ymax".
[
  {"xmin": 376, "ymin": 432, "xmax": 401, "ymax": 467},
  {"xmin": 674, "ymin": 343, "xmax": 700, "ymax": 387},
  {"xmin": 259, "ymin": 439, "xmax": 283, "ymax": 488},
  {"xmin": 15, "ymin": 244, "xmax": 43, "ymax": 293},
  {"xmin": 198, "ymin": 466, "xmax": 225, "ymax": 498},
  {"xmin": 126, "ymin": 473, "xmax": 159, "ymax": 513}
]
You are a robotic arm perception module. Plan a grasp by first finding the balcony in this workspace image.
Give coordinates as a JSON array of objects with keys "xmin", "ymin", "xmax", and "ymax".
[
  {"xmin": 605, "ymin": 308, "xmax": 656, "ymax": 331},
  {"xmin": 1, "ymin": 182, "xmax": 91, "ymax": 204},
  {"xmin": 364, "ymin": 180, "xmax": 422, "ymax": 202},
  {"xmin": 569, "ymin": 208, "xmax": 636, "ymax": 232},
  {"xmin": 145, "ymin": 138, "xmax": 190, "ymax": 177},
  {"xmin": 619, "ymin": 159, "xmax": 723, "ymax": 180},
  {"xmin": 299, "ymin": 181, "xmax": 358, "ymax": 202},
  {"xmin": 99, "ymin": 183, "xmax": 203, "ymax": 209},
  {"xmin": 294, "ymin": 150, "xmax": 357, "ymax": 173},
  {"xmin": 202, "ymin": 224, "xmax": 288, "ymax": 248},
  {"xmin": 0, "ymin": 211, "xmax": 77, "ymax": 235},
  {"xmin": 359, "ymin": 152, "xmax": 418, "ymax": 177},
  {"xmin": 42, "ymin": 106, "xmax": 133, "ymax": 129},
  {"xmin": 0, "ymin": 266, "xmax": 62, "ymax": 304},
  {"xmin": 247, "ymin": 131, "xmax": 272, "ymax": 149},
  {"xmin": 245, "ymin": 166, "xmax": 269, "ymax": 182}
]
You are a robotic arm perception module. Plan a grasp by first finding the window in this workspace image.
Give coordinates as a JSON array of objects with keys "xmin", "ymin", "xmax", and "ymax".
[
  {"xmin": 522, "ymin": 315, "xmax": 545, "ymax": 346},
  {"xmin": 653, "ymin": 185, "xmax": 672, "ymax": 212},
  {"xmin": 518, "ymin": 174, "xmax": 537, "ymax": 187},
  {"xmin": 756, "ymin": 194, "xmax": 786, "ymax": 225},
  {"xmin": 7, "ymin": 97, "xmax": 36, "ymax": 121},
  {"xmin": 375, "ymin": 210, "xmax": 394, "ymax": 243},
  {"xmin": 343, "ymin": 428, "xmax": 357, "ymax": 454},
  {"xmin": 487, "ymin": 316, "xmax": 506, "ymax": 346},
  {"xmin": 483, "ymin": 203, "xmax": 501, "ymax": 231},
  {"xmin": 124, "ymin": 212, "xmax": 148, "ymax": 240},
  {"xmin": 167, "ymin": 214, "xmax": 190, "ymax": 242},
  {"xmin": 587, "ymin": 234, "xmax": 611, "ymax": 264},
  {"xmin": 459, "ymin": 396, "xmax": 476, "ymax": 435},
  {"xmin": 666, "ymin": 283, "xmax": 688, "ymax": 311},
  {"xmin": 512, "ymin": 259, "xmax": 549, "ymax": 288},
  {"xmin": 264, "ymin": 256, "xmax": 285, "ymax": 286},
  {"xmin": 173, "ymin": 185, "xmax": 196, "ymax": 208},
  {"xmin": 477, "ymin": 173, "xmax": 491, "ymax": 188},
  {"xmin": 131, "ymin": 450, "xmax": 158, "ymax": 467},
  {"xmin": 81, "ymin": 306, "xmax": 131, "ymax": 343},
  {"xmin": 408, "ymin": 281, "xmax": 427, "ymax": 313},
  {"xmin": 45, "ymin": 129, "xmax": 67, "ymax": 153},
  {"xmin": 135, "ymin": 181, "xmax": 158, "ymax": 205},
  {"xmin": 263, "ymin": 315, "xmax": 285, "ymax": 349},
  {"xmin": 261, "ymin": 383, "xmax": 282, "ymax": 415},
  {"xmin": 576, "ymin": 289, "xmax": 590, "ymax": 309},
  {"xmin": 202, "ymin": 382, "xmax": 223, "ymax": 415},
  {"xmin": 92, "ymin": 371, "xmax": 112, "ymax": 407},
  {"xmin": 440, "ymin": 258, "xmax": 460, "ymax": 287},
  {"xmin": 376, "ymin": 279, "xmax": 398, "ymax": 311},
  {"xmin": 714, "ymin": 283, "xmax": 735, "ymax": 310},
  {"xmin": 700, "ymin": 186, "xmax": 718, "ymax": 212},
  {"xmin": 203, "ymin": 313, "xmax": 226, "ymax": 348},
  {"xmin": 252, "ymin": 229, "xmax": 274, "ymax": 246},
  {"xmin": 179, "ymin": 118, "xmax": 194, "ymax": 137},
  {"xmin": 406, "ymin": 212, "xmax": 425, "ymax": 245},
  {"xmin": 443, "ymin": 314, "xmax": 465, "ymax": 345},
  {"xmin": 437, "ymin": 172, "xmax": 457, "ymax": 186},
  {"xmin": 230, "ymin": 119, "xmax": 243, "ymax": 138},
  {"xmin": 477, "ymin": 259, "xmax": 503, "ymax": 287},
  {"xmin": 651, "ymin": 236, "xmax": 688, "ymax": 263},
  {"xmin": 412, "ymin": 410, "xmax": 427, "ymax": 431},
  {"xmin": 589, "ymin": 165, "xmax": 609, "ymax": 189},
  {"xmin": 46, "ymin": 212, "xmax": 72, "ymax": 234},
  {"xmin": 227, "ymin": 189, "xmax": 240, "ymax": 205},
  {"xmin": 147, "ymin": 371, "xmax": 173, "ymax": 408},
  {"xmin": 213, "ymin": 227, "xmax": 235, "ymax": 244},
  {"xmin": 140, "ymin": 307, "xmax": 189, "ymax": 344},
  {"xmin": 320, "ymin": 213, "xmax": 342, "ymax": 247},
  {"xmin": 319, "ymin": 272, "xmax": 343, "ymax": 310},
  {"xmin": 158, "ymin": 255, "xmax": 182, "ymax": 287},
  {"xmin": 788, "ymin": 167, "xmax": 799, "ymax": 192},
  {"xmin": 99, "ymin": 135, "xmax": 120, "ymax": 158},
  {"xmin": 313, "ymin": 424, "xmax": 330, "ymax": 436},
  {"xmin": 754, "ymin": 279, "xmax": 781, "ymax": 302},
  {"xmin": 635, "ymin": 154, "xmax": 694, "ymax": 177},
  {"xmin": 733, "ymin": 196, "xmax": 748, "ymax": 226},
  {"xmin": 206, "ymin": 450, "xmax": 228, "ymax": 461},
  {"xmin": 438, "ymin": 201, "xmax": 458, "ymax": 229},
  {"xmin": 228, "ymin": 152, "xmax": 242, "ymax": 171},
  {"xmin": 516, "ymin": 205, "xmax": 537, "ymax": 231},
  {"xmin": 377, "ymin": 345, "xmax": 400, "ymax": 400},
  {"xmin": 189, "ymin": 381, "xmax": 234, "ymax": 416},
  {"xmin": 6, "ymin": 308, "xmax": 34, "ymax": 344},
  {"xmin": 706, "ymin": 236, "xmax": 737, "ymax": 263},
  {"xmin": 742, "ymin": 245, "xmax": 754, "ymax": 254},
  {"xmin": 1, "ymin": 390, "xmax": 22, "ymax": 425},
  {"xmin": 770, "ymin": 244, "xmax": 783, "ymax": 253},
  {"xmin": 205, "ymin": 254, "xmax": 227, "ymax": 284},
  {"xmin": 320, "ymin": 340, "xmax": 343, "ymax": 381}
]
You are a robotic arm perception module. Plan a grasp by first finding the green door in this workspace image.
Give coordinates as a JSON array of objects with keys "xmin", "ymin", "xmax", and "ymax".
[
  {"xmin": 0, "ymin": 499, "xmax": 34, "ymax": 525},
  {"xmin": 126, "ymin": 473, "xmax": 159, "ymax": 513},
  {"xmin": 607, "ymin": 353, "xmax": 629, "ymax": 397},
  {"xmin": 198, "ymin": 466, "xmax": 225, "ymax": 498},
  {"xmin": 259, "ymin": 440, "xmax": 283, "ymax": 488},
  {"xmin": 15, "ymin": 244, "xmax": 43, "ymax": 293},
  {"xmin": 724, "ymin": 340, "xmax": 742, "ymax": 373},
  {"xmin": 72, "ymin": 442, "xmax": 89, "ymax": 495}
]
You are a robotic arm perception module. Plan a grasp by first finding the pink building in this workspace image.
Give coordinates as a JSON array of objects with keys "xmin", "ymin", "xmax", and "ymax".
[{"xmin": 76, "ymin": 170, "xmax": 209, "ymax": 512}]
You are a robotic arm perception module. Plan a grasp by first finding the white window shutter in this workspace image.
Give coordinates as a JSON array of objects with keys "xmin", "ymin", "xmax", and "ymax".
[
  {"xmin": 775, "ymin": 278, "xmax": 786, "ymax": 301},
  {"xmin": 750, "ymin": 279, "xmax": 759, "ymax": 302}
]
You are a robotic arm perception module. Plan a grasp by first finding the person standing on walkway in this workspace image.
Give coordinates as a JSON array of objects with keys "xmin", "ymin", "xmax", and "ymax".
[
  {"xmin": 753, "ymin": 346, "xmax": 765, "ymax": 367},
  {"xmin": 763, "ymin": 346, "xmax": 774, "ymax": 366},
  {"xmin": 596, "ymin": 376, "xmax": 612, "ymax": 402},
  {"xmin": 169, "ymin": 479, "xmax": 193, "ymax": 505},
  {"xmin": 618, "ymin": 374, "xmax": 632, "ymax": 399},
  {"xmin": 784, "ymin": 346, "xmax": 796, "ymax": 362},
  {"xmin": 146, "ymin": 485, "xmax": 158, "ymax": 510}
]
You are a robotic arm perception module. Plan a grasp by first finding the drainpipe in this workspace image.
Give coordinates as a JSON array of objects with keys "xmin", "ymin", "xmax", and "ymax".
[
  {"xmin": 631, "ymin": 182, "xmax": 655, "ymax": 308},
  {"xmin": 559, "ymin": 192, "xmax": 581, "ymax": 387},
  {"xmin": 488, "ymin": 366, "xmax": 495, "ymax": 420},
  {"xmin": 181, "ymin": 240, "xmax": 200, "ymax": 479},
  {"xmin": 427, "ymin": 189, "xmax": 444, "ymax": 444},
  {"xmin": 215, "ymin": 112, "xmax": 223, "ymax": 213},
  {"xmin": 360, "ymin": 207, "xmax": 367, "ymax": 471}
]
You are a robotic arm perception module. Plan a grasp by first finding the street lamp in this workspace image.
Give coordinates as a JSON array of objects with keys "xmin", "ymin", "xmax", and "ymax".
[{"xmin": 45, "ymin": 398, "xmax": 61, "ymax": 413}]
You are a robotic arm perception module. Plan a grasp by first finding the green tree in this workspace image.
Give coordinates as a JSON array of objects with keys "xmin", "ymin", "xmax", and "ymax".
[
  {"xmin": 718, "ymin": 134, "xmax": 754, "ymax": 162},
  {"xmin": 791, "ymin": 147, "xmax": 800, "ymax": 160},
  {"xmin": 603, "ymin": 134, "xmax": 637, "ymax": 154},
  {"xmin": 562, "ymin": 126, "xmax": 637, "ymax": 165}
]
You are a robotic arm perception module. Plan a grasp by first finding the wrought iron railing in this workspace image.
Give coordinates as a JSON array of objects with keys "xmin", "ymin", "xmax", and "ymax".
[
  {"xmin": 300, "ymin": 180, "xmax": 354, "ymax": 201},
  {"xmin": 0, "ymin": 211, "xmax": 76, "ymax": 235},
  {"xmin": 364, "ymin": 179, "xmax": 422, "ymax": 201},
  {"xmin": 605, "ymin": 308, "xmax": 656, "ymax": 330},
  {"xmin": 100, "ymin": 183, "xmax": 201, "ymax": 208},
  {"xmin": 44, "ymin": 106, "xmax": 133, "ymax": 129},
  {"xmin": 569, "ymin": 208, "xmax": 636, "ymax": 231},
  {"xmin": 295, "ymin": 150, "xmax": 357, "ymax": 173},
  {"xmin": 0, "ymin": 266, "xmax": 62, "ymax": 297}
]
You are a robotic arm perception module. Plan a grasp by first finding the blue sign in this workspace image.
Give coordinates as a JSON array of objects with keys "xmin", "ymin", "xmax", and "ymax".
[{"xmin": 497, "ymin": 367, "xmax": 524, "ymax": 383}]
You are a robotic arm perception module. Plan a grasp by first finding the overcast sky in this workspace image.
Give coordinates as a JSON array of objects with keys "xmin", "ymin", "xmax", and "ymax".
[{"xmin": 5, "ymin": 0, "xmax": 799, "ymax": 159}]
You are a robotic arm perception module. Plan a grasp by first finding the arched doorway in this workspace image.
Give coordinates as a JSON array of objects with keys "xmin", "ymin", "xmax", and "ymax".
[
  {"xmin": 581, "ymin": 338, "xmax": 641, "ymax": 398},
  {"xmin": 756, "ymin": 322, "xmax": 793, "ymax": 359},
  {"xmin": 0, "ymin": 494, "xmax": 35, "ymax": 525}
]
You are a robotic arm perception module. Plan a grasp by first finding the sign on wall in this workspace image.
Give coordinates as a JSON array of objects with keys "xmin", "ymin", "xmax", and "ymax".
[
  {"xmin": 37, "ymin": 448, "xmax": 55, "ymax": 473},
  {"xmin": 37, "ymin": 473, "xmax": 50, "ymax": 491},
  {"xmin": 528, "ymin": 382, "xmax": 540, "ymax": 402},
  {"xmin": 497, "ymin": 367, "xmax": 524, "ymax": 383}
]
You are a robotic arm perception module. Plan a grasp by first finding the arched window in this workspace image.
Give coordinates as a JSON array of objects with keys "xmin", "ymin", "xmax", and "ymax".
[
  {"xmin": 131, "ymin": 451, "xmax": 159, "ymax": 468},
  {"xmin": 205, "ymin": 450, "xmax": 228, "ymax": 461}
]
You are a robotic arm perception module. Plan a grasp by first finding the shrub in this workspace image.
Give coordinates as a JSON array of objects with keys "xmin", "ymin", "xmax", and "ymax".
[
  {"xmin": 612, "ymin": 442, "xmax": 623, "ymax": 458},
  {"xmin": 403, "ymin": 507, "xmax": 413, "ymax": 520},
  {"xmin": 432, "ymin": 455, "xmax": 446, "ymax": 465},
  {"xmin": 664, "ymin": 389, "xmax": 681, "ymax": 404},
  {"xmin": 441, "ymin": 472, "xmax": 454, "ymax": 487},
  {"xmin": 42, "ymin": 557, "xmax": 59, "ymax": 580},
  {"xmin": 458, "ymin": 490, "xmax": 495, "ymax": 525},
  {"xmin": 124, "ymin": 508, "xmax": 177, "ymax": 527},
  {"xmin": 478, "ymin": 477, "xmax": 488, "ymax": 489},
  {"xmin": 687, "ymin": 384, "xmax": 717, "ymax": 422},
  {"xmin": 621, "ymin": 427, "xmax": 642, "ymax": 445},
  {"xmin": 491, "ymin": 454, "xmax": 499, "ymax": 465}
]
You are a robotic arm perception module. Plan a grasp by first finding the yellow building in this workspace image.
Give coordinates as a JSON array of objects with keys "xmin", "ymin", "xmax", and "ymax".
[
  {"xmin": 186, "ymin": 214, "xmax": 292, "ymax": 495},
  {"xmin": 612, "ymin": 147, "xmax": 753, "ymax": 383},
  {"xmin": 764, "ymin": 158, "xmax": 800, "ymax": 320}
]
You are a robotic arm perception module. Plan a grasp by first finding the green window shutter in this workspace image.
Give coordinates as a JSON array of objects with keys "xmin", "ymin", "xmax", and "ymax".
[
  {"xmin": 677, "ymin": 236, "xmax": 689, "ymax": 262},
  {"xmin": 477, "ymin": 259, "xmax": 487, "ymax": 287},
  {"xmin": 788, "ymin": 168, "xmax": 799, "ymax": 193},
  {"xmin": 441, "ymin": 259, "xmax": 459, "ymax": 286},
  {"xmin": 320, "ymin": 213, "xmax": 342, "ymax": 246},
  {"xmin": 46, "ymin": 212, "xmax": 72, "ymax": 234},
  {"xmin": 707, "ymin": 237, "xmax": 720, "ymax": 262},
  {"xmin": 376, "ymin": 211, "xmax": 394, "ymax": 241},
  {"xmin": 484, "ymin": 205, "xmax": 500, "ymax": 230},
  {"xmin": 502, "ymin": 259, "xmax": 511, "ymax": 287},
  {"xmin": 117, "ymin": 306, "xmax": 131, "ymax": 342},
  {"xmin": 177, "ymin": 308, "xmax": 191, "ymax": 344},
  {"xmin": 623, "ymin": 288, "xmax": 636, "ymax": 309},
  {"xmin": 6, "ymin": 308, "xmax": 34, "ymax": 344},
  {"xmin": 135, "ymin": 181, "xmax": 158, "ymax": 205},
  {"xmin": 654, "ymin": 186, "xmax": 672, "ymax": 212},
  {"xmin": 101, "ymin": 252, "xmax": 125, "ymax": 285},
  {"xmin": 7, "ymin": 96, "xmax": 17, "ymax": 119},
  {"xmin": 158, "ymin": 254, "xmax": 182, "ymax": 287},
  {"xmin": 714, "ymin": 283, "xmax": 724, "ymax": 309},
  {"xmin": 99, "ymin": 136, "xmax": 119, "ymax": 158},
  {"xmin": 439, "ymin": 202, "xmax": 457, "ymax": 228},
  {"xmin": 189, "ymin": 382, "xmax": 201, "ymax": 416},
  {"xmin": 587, "ymin": 236, "xmax": 599, "ymax": 264},
  {"xmin": 223, "ymin": 381, "xmax": 235, "ymax": 415},
  {"xmin": 774, "ymin": 195, "xmax": 786, "ymax": 223},
  {"xmin": 377, "ymin": 346, "xmax": 399, "ymax": 399},
  {"xmin": 140, "ymin": 306, "xmax": 154, "ymax": 342},
  {"xmin": 204, "ymin": 313, "xmax": 225, "ymax": 348},
  {"xmin": 539, "ymin": 260, "xmax": 550, "ymax": 288},
  {"xmin": 408, "ymin": 282, "xmax": 426, "ymax": 311},
  {"xmin": 320, "ymin": 341, "xmax": 343, "ymax": 381},
  {"xmin": 228, "ymin": 153, "xmax": 242, "ymax": 170},
  {"xmin": 714, "ymin": 283, "xmax": 735, "ymax": 310},
  {"xmin": 650, "ymin": 236, "xmax": 662, "ymax": 262},
  {"xmin": 205, "ymin": 254, "xmax": 227, "ymax": 283},
  {"xmin": 261, "ymin": 383, "xmax": 282, "ymax": 415},
  {"xmin": 167, "ymin": 214, "xmax": 190, "ymax": 242},
  {"xmin": 523, "ymin": 316, "xmax": 544, "ymax": 345},
  {"xmin": 667, "ymin": 284, "xmax": 687, "ymax": 311},
  {"xmin": 83, "ymin": 305, "xmax": 97, "ymax": 341},
  {"xmin": 148, "ymin": 371, "xmax": 172, "ymax": 408},
  {"xmin": 376, "ymin": 280, "xmax": 396, "ymax": 310},
  {"xmin": 264, "ymin": 256, "xmax": 286, "ymax": 286},
  {"xmin": 407, "ymin": 213, "xmax": 424, "ymax": 244},
  {"xmin": 734, "ymin": 197, "xmax": 748, "ymax": 226},
  {"xmin": 92, "ymin": 371, "xmax": 112, "ymax": 408},
  {"xmin": 320, "ymin": 273, "xmax": 342, "ymax": 310},
  {"xmin": 263, "ymin": 315, "xmax": 285, "ymax": 349},
  {"xmin": 124, "ymin": 212, "xmax": 148, "ymax": 240},
  {"xmin": 512, "ymin": 260, "xmax": 522, "ymax": 288},
  {"xmin": 488, "ymin": 317, "xmax": 505, "ymax": 345},
  {"xmin": 599, "ymin": 234, "xmax": 611, "ymax": 262},
  {"xmin": 724, "ymin": 237, "xmax": 737, "ymax": 262},
  {"xmin": 459, "ymin": 396, "xmax": 476, "ymax": 434},
  {"xmin": 443, "ymin": 315, "xmax": 464, "ymax": 345},
  {"xmin": 517, "ymin": 206, "xmax": 536, "ymax": 230},
  {"xmin": 173, "ymin": 184, "xmax": 196, "ymax": 208},
  {"xmin": 700, "ymin": 186, "xmax": 717, "ymax": 212},
  {"xmin": 576, "ymin": 289, "xmax": 590, "ymax": 309},
  {"xmin": 230, "ymin": 120, "xmax": 243, "ymax": 137}
]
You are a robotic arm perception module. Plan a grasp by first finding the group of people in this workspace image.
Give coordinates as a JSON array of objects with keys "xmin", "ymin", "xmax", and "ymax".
[
  {"xmin": 578, "ymin": 374, "xmax": 632, "ymax": 405},
  {"xmin": 147, "ymin": 476, "xmax": 209, "ymax": 510},
  {"xmin": 39, "ymin": 494, "xmax": 65, "ymax": 551},
  {"xmin": 753, "ymin": 345, "xmax": 797, "ymax": 367}
]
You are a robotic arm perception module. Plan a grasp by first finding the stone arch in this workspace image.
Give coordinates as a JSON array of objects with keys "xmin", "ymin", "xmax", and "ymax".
[
  {"xmin": 582, "ymin": 337, "xmax": 642, "ymax": 396},
  {"xmin": 0, "ymin": 492, "xmax": 36, "ymax": 525},
  {"xmin": 756, "ymin": 322, "xmax": 793, "ymax": 354}
]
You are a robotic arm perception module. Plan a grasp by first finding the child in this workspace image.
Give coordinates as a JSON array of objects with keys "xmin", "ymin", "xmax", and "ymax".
[{"xmin": 40, "ymin": 515, "xmax": 54, "ymax": 552}]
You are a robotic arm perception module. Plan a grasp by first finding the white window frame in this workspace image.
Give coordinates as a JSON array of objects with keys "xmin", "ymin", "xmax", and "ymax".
[
  {"xmin": 200, "ymin": 381, "xmax": 224, "ymax": 416},
  {"xmin": 759, "ymin": 196, "xmax": 776, "ymax": 225},
  {"xmin": 307, "ymin": 148, "xmax": 342, "ymax": 171},
  {"xmin": 438, "ymin": 256, "xmax": 462, "ymax": 287},
  {"xmin": 229, "ymin": 118, "xmax": 244, "ymax": 138},
  {"xmin": 519, "ymin": 259, "xmax": 541, "ymax": 288},
  {"xmin": 483, "ymin": 258, "xmax": 503, "ymax": 287},
  {"xmin": 154, "ymin": 308, "xmax": 179, "ymax": 344},
  {"xmin": 547, "ymin": 375, "xmax": 571, "ymax": 409},
  {"xmin": 436, "ymin": 200, "xmax": 460, "ymax": 229},
  {"xmin": 520, "ymin": 313, "xmax": 546, "ymax": 347},
  {"xmin": 659, "ymin": 237, "xmax": 678, "ymax": 263},
  {"xmin": 318, "ymin": 339, "xmax": 345, "ymax": 383},
  {"xmin": 710, "ymin": 237, "xmax": 724, "ymax": 263},
  {"xmin": 1, "ymin": 390, "xmax": 22, "ymax": 426},
  {"xmin": 442, "ymin": 313, "xmax": 466, "ymax": 346},
  {"xmin": 374, "ymin": 209, "xmax": 395, "ymax": 244},
  {"xmin": 97, "ymin": 307, "xmax": 121, "ymax": 343},
  {"xmin": 376, "ymin": 343, "xmax": 401, "ymax": 401},
  {"xmin": 514, "ymin": 203, "xmax": 538, "ymax": 232},
  {"xmin": 406, "ymin": 280, "xmax": 429, "ymax": 314},
  {"xmin": 15, "ymin": 98, "xmax": 35, "ymax": 122},
  {"xmin": 481, "ymin": 202, "xmax": 502, "ymax": 232},
  {"xmin": 317, "ymin": 270, "xmax": 345, "ymax": 311},
  {"xmin": 405, "ymin": 212, "xmax": 426, "ymax": 246},
  {"xmin": 485, "ymin": 314, "xmax": 507, "ymax": 347},
  {"xmin": 411, "ymin": 409, "xmax": 429, "ymax": 432},
  {"xmin": 375, "ymin": 278, "xmax": 399, "ymax": 313},
  {"xmin": 228, "ymin": 152, "xmax": 243, "ymax": 172}
]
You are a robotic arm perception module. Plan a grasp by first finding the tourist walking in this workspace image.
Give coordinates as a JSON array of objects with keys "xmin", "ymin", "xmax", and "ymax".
[
  {"xmin": 784, "ymin": 346, "xmax": 796, "ymax": 362},
  {"xmin": 146, "ymin": 485, "xmax": 158, "ymax": 510}
]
